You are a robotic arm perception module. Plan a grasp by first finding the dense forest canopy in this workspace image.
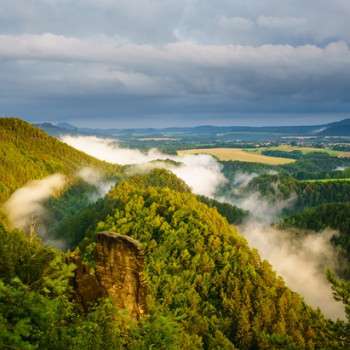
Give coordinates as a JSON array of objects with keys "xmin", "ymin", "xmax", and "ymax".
[
  {"xmin": 89, "ymin": 173, "xmax": 342, "ymax": 349},
  {"xmin": 0, "ymin": 119, "xmax": 350, "ymax": 349}
]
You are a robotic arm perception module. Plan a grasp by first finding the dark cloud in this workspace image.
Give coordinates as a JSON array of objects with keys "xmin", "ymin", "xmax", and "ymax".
[{"xmin": 0, "ymin": 1, "xmax": 350, "ymax": 126}]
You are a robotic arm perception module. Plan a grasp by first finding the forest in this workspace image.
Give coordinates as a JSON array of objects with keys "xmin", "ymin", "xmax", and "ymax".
[{"xmin": 0, "ymin": 119, "xmax": 350, "ymax": 349}]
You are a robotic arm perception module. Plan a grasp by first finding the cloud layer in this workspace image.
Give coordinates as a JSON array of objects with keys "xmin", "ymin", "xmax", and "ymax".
[{"xmin": 1, "ymin": 1, "xmax": 350, "ymax": 125}]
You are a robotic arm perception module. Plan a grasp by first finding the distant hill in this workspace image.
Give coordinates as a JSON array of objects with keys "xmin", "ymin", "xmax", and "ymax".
[
  {"xmin": 35, "ymin": 118, "xmax": 350, "ymax": 137},
  {"xmin": 318, "ymin": 118, "xmax": 350, "ymax": 136},
  {"xmin": 33, "ymin": 122, "xmax": 79, "ymax": 136},
  {"xmin": 0, "ymin": 118, "xmax": 118, "ymax": 203},
  {"xmin": 56, "ymin": 122, "xmax": 78, "ymax": 131}
]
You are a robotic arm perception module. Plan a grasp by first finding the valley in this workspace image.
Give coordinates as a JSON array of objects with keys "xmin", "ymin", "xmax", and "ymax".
[
  {"xmin": 3, "ymin": 1, "xmax": 350, "ymax": 348},
  {"xmin": 1, "ymin": 118, "xmax": 350, "ymax": 349}
]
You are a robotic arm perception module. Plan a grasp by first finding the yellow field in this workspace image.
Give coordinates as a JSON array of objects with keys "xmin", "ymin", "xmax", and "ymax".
[{"xmin": 177, "ymin": 148, "xmax": 295, "ymax": 165}]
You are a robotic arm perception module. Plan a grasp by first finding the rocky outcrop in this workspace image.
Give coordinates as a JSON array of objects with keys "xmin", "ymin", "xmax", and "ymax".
[{"xmin": 72, "ymin": 231, "xmax": 147, "ymax": 319}]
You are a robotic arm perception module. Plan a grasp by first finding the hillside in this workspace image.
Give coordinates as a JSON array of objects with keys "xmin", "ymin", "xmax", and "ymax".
[
  {"xmin": 0, "ymin": 118, "xmax": 119, "ymax": 203},
  {"xmin": 76, "ymin": 170, "xmax": 341, "ymax": 349},
  {"xmin": 319, "ymin": 118, "xmax": 350, "ymax": 136},
  {"xmin": 0, "ymin": 160, "xmax": 347, "ymax": 349}
]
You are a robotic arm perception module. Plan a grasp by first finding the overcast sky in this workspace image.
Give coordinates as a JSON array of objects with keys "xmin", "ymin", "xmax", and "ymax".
[{"xmin": 1, "ymin": 0, "xmax": 350, "ymax": 127}]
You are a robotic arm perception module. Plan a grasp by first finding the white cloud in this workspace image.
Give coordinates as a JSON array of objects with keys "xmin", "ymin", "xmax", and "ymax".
[
  {"xmin": 0, "ymin": 33, "xmax": 349, "ymax": 69},
  {"xmin": 1, "ymin": 33, "xmax": 350, "ymax": 100}
]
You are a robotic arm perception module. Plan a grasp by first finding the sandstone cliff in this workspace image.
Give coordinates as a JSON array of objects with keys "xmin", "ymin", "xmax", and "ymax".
[{"xmin": 72, "ymin": 231, "xmax": 147, "ymax": 319}]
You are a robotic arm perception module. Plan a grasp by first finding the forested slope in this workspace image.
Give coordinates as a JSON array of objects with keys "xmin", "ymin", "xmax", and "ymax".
[
  {"xmin": 0, "ymin": 118, "xmax": 118, "ymax": 203},
  {"xmin": 243, "ymin": 173, "xmax": 350, "ymax": 211},
  {"xmin": 78, "ymin": 170, "xmax": 341, "ymax": 349},
  {"xmin": 1, "ymin": 168, "xmax": 346, "ymax": 349}
]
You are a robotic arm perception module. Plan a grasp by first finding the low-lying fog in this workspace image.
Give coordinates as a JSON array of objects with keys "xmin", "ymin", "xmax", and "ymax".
[{"xmin": 61, "ymin": 135, "xmax": 227, "ymax": 198}]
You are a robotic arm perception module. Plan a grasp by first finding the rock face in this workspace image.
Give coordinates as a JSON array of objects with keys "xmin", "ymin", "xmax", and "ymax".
[{"xmin": 73, "ymin": 231, "xmax": 147, "ymax": 319}]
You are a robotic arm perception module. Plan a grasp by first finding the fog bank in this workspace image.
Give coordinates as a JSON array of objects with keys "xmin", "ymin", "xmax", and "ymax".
[
  {"xmin": 61, "ymin": 135, "xmax": 226, "ymax": 197},
  {"xmin": 221, "ymin": 172, "xmax": 345, "ymax": 320},
  {"xmin": 242, "ymin": 221, "xmax": 345, "ymax": 319}
]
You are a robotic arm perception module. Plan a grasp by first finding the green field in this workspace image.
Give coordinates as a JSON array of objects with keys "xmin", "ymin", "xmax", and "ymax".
[
  {"xmin": 299, "ymin": 178, "xmax": 350, "ymax": 183},
  {"xmin": 250, "ymin": 145, "xmax": 350, "ymax": 158}
]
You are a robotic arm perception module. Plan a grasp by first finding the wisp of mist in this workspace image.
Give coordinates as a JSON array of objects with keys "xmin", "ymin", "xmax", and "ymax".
[
  {"xmin": 2, "ymin": 167, "xmax": 114, "ymax": 248},
  {"xmin": 3, "ymin": 174, "xmax": 67, "ymax": 231}
]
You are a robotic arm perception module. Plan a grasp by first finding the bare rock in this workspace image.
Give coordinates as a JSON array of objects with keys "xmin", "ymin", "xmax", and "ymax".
[{"xmin": 72, "ymin": 231, "xmax": 147, "ymax": 319}]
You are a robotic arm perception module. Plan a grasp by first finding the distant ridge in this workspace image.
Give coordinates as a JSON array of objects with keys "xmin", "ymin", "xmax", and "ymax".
[
  {"xmin": 318, "ymin": 118, "xmax": 350, "ymax": 136},
  {"xmin": 35, "ymin": 118, "xmax": 350, "ymax": 137}
]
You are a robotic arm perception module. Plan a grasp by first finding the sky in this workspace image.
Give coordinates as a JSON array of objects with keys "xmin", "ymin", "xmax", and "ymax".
[{"xmin": 1, "ymin": 0, "xmax": 350, "ymax": 127}]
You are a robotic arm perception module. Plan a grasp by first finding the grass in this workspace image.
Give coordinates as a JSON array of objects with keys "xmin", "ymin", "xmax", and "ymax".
[
  {"xmin": 177, "ymin": 148, "xmax": 295, "ymax": 165},
  {"xmin": 251, "ymin": 145, "xmax": 350, "ymax": 158},
  {"xmin": 299, "ymin": 178, "xmax": 350, "ymax": 183}
]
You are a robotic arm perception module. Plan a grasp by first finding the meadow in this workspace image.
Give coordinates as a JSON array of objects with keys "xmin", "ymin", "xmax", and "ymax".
[{"xmin": 177, "ymin": 148, "xmax": 295, "ymax": 164}]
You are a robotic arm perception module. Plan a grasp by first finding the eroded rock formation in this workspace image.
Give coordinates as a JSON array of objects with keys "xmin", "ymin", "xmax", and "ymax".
[{"xmin": 72, "ymin": 231, "xmax": 147, "ymax": 319}]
